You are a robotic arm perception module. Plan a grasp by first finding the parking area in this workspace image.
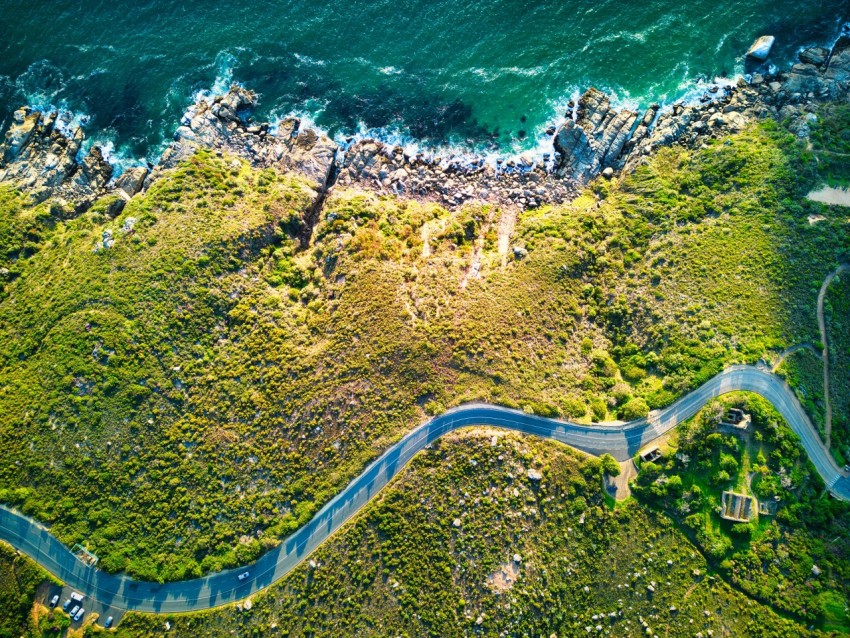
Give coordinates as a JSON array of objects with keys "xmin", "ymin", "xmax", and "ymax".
[{"xmin": 38, "ymin": 584, "xmax": 125, "ymax": 630}]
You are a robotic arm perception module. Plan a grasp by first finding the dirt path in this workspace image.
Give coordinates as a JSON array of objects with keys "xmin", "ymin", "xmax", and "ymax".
[
  {"xmin": 818, "ymin": 264, "xmax": 850, "ymax": 449},
  {"xmin": 460, "ymin": 208, "xmax": 497, "ymax": 289},
  {"xmin": 497, "ymin": 207, "xmax": 518, "ymax": 267},
  {"xmin": 421, "ymin": 222, "xmax": 431, "ymax": 258}
]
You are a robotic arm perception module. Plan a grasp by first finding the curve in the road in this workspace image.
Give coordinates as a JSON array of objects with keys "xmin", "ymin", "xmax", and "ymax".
[{"xmin": 1, "ymin": 365, "xmax": 849, "ymax": 617}]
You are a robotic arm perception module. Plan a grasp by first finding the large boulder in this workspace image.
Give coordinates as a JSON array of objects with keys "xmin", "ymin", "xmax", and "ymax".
[
  {"xmin": 114, "ymin": 167, "xmax": 149, "ymax": 198},
  {"xmin": 746, "ymin": 35, "xmax": 775, "ymax": 61},
  {"xmin": 799, "ymin": 46, "xmax": 829, "ymax": 66}
]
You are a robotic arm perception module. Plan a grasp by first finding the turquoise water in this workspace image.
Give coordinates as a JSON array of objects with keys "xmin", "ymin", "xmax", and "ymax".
[{"xmin": 0, "ymin": 0, "xmax": 847, "ymax": 161}]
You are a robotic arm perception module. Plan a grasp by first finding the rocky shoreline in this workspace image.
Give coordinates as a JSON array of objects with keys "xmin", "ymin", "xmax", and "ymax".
[{"xmin": 1, "ymin": 31, "xmax": 849, "ymax": 222}]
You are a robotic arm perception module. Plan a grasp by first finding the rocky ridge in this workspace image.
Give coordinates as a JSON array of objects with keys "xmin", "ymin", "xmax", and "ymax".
[{"xmin": 1, "ymin": 32, "xmax": 849, "ymax": 222}]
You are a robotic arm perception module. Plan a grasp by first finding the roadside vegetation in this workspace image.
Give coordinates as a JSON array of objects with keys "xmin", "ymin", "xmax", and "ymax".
[
  {"xmin": 825, "ymin": 274, "xmax": 850, "ymax": 465},
  {"xmin": 0, "ymin": 541, "xmax": 54, "ymax": 638},
  {"xmin": 633, "ymin": 393, "xmax": 850, "ymax": 631},
  {"xmin": 100, "ymin": 431, "xmax": 826, "ymax": 638},
  {"xmin": 778, "ymin": 348, "xmax": 827, "ymax": 439}
]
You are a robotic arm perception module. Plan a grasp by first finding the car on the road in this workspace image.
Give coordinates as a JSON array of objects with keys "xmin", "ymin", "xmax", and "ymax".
[
  {"xmin": 104, "ymin": 616, "xmax": 114, "ymax": 628},
  {"xmin": 62, "ymin": 599, "xmax": 71, "ymax": 612},
  {"xmin": 237, "ymin": 571, "xmax": 250, "ymax": 581},
  {"xmin": 69, "ymin": 605, "xmax": 80, "ymax": 617},
  {"xmin": 49, "ymin": 594, "xmax": 59, "ymax": 607},
  {"xmin": 73, "ymin": 608, "xmax": 85, "ymax": 622}
]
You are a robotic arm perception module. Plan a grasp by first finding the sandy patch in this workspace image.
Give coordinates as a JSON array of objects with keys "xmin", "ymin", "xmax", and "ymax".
[{"xmin": 807, "ymin": 185, "xmax": 850, "ymax": 207}]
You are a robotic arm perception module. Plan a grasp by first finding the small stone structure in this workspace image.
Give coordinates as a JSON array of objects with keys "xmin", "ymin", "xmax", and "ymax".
[
  {"xmin": 718, "ymin": 408, "xmax": 752, "ymax": 436},
  {"xmin": 639, "ymin": 447, "xmax": 662, "ymax": 463},
  {"xmin": 720, "ymin": 491, "xmax": 755, "ymax": 522}
]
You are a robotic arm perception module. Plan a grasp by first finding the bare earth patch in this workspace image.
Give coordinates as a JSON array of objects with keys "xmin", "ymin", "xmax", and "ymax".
[
  {"xmin": 487, "ymin": 561, "xmax": 520, "ymax": 593},
  {"xmin": 807, "ymin": 185, "xmax": 850, "ymax": 207}
]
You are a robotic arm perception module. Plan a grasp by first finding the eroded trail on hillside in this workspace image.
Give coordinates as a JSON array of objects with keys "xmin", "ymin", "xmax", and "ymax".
[{"xmin": 818, "ymin": 263, "xmax": 849, "ymax": 448}]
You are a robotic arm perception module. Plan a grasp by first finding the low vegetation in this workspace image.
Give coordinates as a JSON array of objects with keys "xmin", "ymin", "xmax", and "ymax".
[
  {"xmin": 0, "ymin": 110, "xmax": 848, "ymax": 581},
  {"xmin": 633, "ymin": 393, "xmax": 850, "ymax": 630},
  {"xmin": 100, "ymin": 431, "xmax": 826, "ymax": 638},
  {"xmin": 826, "ymin": 274, "xmax": 850, "ymax": 465}
]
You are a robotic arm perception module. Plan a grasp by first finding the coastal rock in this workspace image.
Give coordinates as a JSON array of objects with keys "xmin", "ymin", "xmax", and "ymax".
[
  {"xmin": 156, "ymin": 85, "xmax": 337, "ymax": 192},
  {"xmin": 824, "ymin": 33, "xmax": 850, "ymax": 87},
  {"xmin": 746, "ymin": 35, "xmax": 775, "ymax": 61},
  {"xmin": 553, "ymin": 88, "xmax": 638, "ymax": 181},
  {"xmin": 0, "ymin": 107, "xmax": 113, "ymax": 208},
  {"xmin": 799, "ymin": 46, "xmax": 829, "ymax": 66},
  {"xmin": 338, "ymin": 138, "xmax": 574, "ymax": 209},
  {"xmin": 2, "ymin": 31, "xmax": 848, "ymax": 219}
]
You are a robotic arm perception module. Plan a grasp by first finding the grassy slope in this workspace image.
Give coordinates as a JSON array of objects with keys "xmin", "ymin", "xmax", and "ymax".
[
  {"xmin": 0, "ymin": 113, "xmax": 847, "ymax": 589},
  {"xmin": 102, "ymin": 432, "xmax": 818, "ymax": 638},
  {"xmin": 826, "ymin": 275, "xmax": 850, "ymax": 464}
]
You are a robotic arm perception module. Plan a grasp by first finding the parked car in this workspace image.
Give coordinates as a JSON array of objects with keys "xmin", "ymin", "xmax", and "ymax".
[
  {"xmin": 69, "ymin": 605, "xmax": 80, "ymax": 617},
  {"xmin": 104, "ymin": 616, "xmax": 114, "ymax": 628},
  {"xmin": 62, "ymin": 599, "xmax": 71, "ymax": 611},
  {"xmin": 73, "ymin": 608, "xmax": 85, "ymax": 622},
  {"xmin": 237, "ymin": 571, "xmax": 250, "ymax": 581},
  {"xmin": 49, "ymin": 594, "xmax": 59, "ymax": 607}
]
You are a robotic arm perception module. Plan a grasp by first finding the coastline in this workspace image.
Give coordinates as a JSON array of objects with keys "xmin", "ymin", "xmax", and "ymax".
[{"xmin": 1, "ymin": 28, "xmax": 849, "ymax": 221}]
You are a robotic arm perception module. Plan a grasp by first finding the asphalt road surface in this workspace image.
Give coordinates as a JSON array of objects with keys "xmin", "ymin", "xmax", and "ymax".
[{"xmin": 1, "ymin": 364, "xmax": 848, "ymax": 616}]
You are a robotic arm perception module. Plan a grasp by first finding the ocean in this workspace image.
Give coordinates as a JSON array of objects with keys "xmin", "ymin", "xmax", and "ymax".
[{"xmin": 0, "ymin": 0, "xmax": 847, "ymax": 164}]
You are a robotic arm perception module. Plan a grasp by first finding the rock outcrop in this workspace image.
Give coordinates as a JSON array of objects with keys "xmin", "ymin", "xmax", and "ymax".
[
  {"xmin": 156, "ymin": 85, "xmax": 337, "ymax": 192},
  {"xmin": 555, "ymin": 38, "xmax": 850, "ymax": 178},
  {"xmin": 0, "ymin": 107, "xmax": 113, "ymax": 210},
  {"xmin": 551, "ymin": 88, "xmax": 649, "ymax": 181}
]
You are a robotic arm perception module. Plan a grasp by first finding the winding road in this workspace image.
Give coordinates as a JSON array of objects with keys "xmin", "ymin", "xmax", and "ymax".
[{"xmin": 1, "ymin": 364, "xmax": 849, "ymax": 619}]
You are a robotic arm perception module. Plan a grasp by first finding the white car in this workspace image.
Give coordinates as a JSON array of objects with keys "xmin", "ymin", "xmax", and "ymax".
[
  {"xmin": 73, "ymin": 608, "xmax": 85, "ymax": 622},
  {"xmin": 237, "ymin": 571, "xmax": 250, "ymax": 581},
  {"xmin": 49, "ymin": 594, "xmax": 59, "ymax": 607},
  {"xmin": 69, "ymin": 605, "xmax": 80, "ymax": 617}
]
